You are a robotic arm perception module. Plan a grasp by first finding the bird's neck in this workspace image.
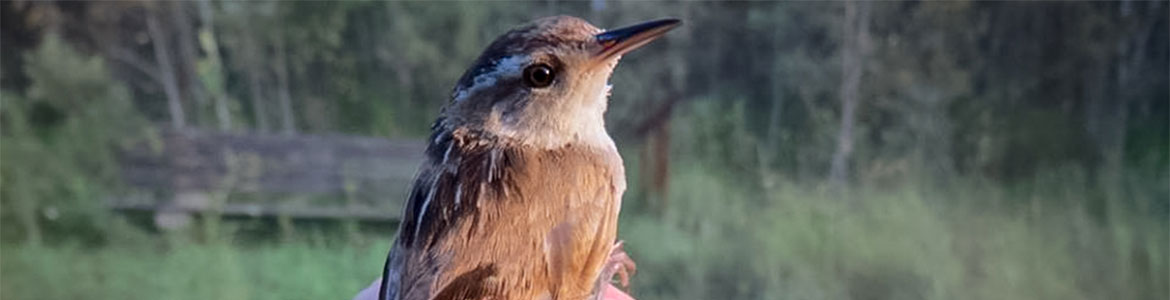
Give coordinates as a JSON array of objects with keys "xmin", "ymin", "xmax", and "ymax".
[
  {"xmin": 450, "ymin": 119, "xmax": 616, "ymax": 155},
  {"xmin": 483, "ymin": 89, "xmax": 615, "ymax": 152}
]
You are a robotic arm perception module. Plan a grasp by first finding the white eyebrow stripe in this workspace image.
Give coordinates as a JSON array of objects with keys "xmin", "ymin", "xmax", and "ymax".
[{"xmin": 453, "ymin": 55, "xmax": 529, "ymax": 102}]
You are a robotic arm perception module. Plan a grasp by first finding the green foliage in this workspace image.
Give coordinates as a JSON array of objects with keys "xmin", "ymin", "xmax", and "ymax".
[
  {"xmin": 0, "ymin": 2, "xmax": 1166, "ymax": 300},
  {"xmin": 0, "ymin": 238, "xmax": 388, "ymax": 300},
  {"xmin": 35, "ymin": 1, "xmax": 1157, "ymax": 181},
  {"xmin": 619, "ymin": 165, "xmax": 1168, "ymax": 300},
  {"xmin": 3, "ymin": 168, "xmax": 1161, "ymax": 300},
  {"xmin": 0, "ymin": 34, "xmax": 147, "ymax": 245}
]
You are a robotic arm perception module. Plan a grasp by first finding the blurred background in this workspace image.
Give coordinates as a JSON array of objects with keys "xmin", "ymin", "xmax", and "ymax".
[{"xmin": 1, "ymin": 1, "xmax": 1167, "ymax": 299}]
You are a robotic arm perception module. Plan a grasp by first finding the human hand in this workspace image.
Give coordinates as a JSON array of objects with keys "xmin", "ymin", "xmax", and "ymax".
[{"xmin": 351, "ymin": 278, "xmax": 636, "ymax": 300}]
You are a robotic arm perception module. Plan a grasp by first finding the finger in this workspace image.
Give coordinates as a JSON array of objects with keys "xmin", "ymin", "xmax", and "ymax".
[{"xmin": 603, "ymin": 283, "xmax": 635, "ymax": 300}]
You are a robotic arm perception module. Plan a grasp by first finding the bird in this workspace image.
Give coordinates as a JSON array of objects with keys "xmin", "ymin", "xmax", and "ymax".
[{"xmin": 376, "ymin": 16, "xmax": 680, "ymax": 300}]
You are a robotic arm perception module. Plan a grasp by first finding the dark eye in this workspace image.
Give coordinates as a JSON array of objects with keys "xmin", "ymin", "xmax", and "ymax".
[{"xmin": 523, "ymin": 64, "xmax": 555, "ymax": 88}]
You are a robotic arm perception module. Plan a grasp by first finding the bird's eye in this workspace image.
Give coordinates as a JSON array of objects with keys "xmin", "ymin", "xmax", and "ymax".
[{"xmin": 523, "ymin": 64, "xmax": 555, "ymax": 88}]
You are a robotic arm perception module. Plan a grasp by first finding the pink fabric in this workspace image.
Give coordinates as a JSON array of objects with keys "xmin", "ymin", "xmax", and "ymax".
[
  {"xmin": 601, "ymin": 283, "xmax": 635, "ymax": 300},
  {"xmin": 352, "ymin": 278, "xmax": 636, "ymax": 300}
]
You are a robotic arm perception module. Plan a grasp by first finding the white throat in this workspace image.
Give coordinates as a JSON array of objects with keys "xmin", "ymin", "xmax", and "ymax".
[{"xmin": 491, "ymin": 78, "xmax": 615, "ymax": 151}]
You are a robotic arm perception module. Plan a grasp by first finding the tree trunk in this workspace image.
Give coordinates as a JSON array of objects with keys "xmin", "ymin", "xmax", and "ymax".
[
  {"xmin": 197, "ymin": 0, "xmax": 233, "ymax": 131},
  {"xmin": 759, "ymin": 5, "xmax": 785, "ymax": 189},
  {"xmin": 274, "ymin": 30, "xmax": 296, "ymax": 135},
  {"xmin": 633, "ymin": 95, "xmax": 677, "ymax": 215},
  {"xmin": 648, "ymin": 122, "xmax": 671, "ymax": 214},
  {"xmin": 12, "ymin": 176, "xmax": 42, "ymax": 247},
  {"xmin": 828, "ymin": 1, "xmax": 869, "ymax": 186},
  {"xmin": 146, "ymin": 7, "xmax": 186, "ymax": 130},
  {"xmin": 759, "ymin": 87, "xmax": 784, "ymax": 190},
  {"xmin": 249, "ymin": 70, "xmax": 269, "ymax": 132},
  {"xmin": 241, "ymin": 15, "xmax": 269, "ymax": 132},
  {"xmin": 171, "ymin": 2, "xmax": 205, "ymax": 126}
]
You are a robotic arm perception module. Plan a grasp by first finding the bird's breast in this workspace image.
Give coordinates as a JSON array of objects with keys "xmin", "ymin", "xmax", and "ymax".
[{"xmin": 407, "ymin": 138, "xmax": 625, "ymax": 300}]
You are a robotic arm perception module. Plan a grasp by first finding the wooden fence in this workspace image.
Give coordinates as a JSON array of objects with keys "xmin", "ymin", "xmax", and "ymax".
[{"xmin": 112, "ymin": 128, "xmax": 425, "ymax": 227}]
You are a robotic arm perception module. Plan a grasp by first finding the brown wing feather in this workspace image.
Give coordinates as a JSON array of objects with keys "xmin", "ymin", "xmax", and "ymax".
[{"xmin": 432, "ymin": 264, "xmax": 499, "ymax": 300}]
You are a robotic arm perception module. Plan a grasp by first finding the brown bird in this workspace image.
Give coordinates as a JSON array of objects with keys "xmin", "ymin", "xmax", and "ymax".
[{"xmin": 377, "ymin": 16, "xmax": 679, "ymax": 300}]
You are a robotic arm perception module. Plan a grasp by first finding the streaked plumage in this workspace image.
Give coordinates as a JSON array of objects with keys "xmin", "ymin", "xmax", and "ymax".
[{"xmin": 379, "ymin": 16, "xmax": 678, "ymax": 300}]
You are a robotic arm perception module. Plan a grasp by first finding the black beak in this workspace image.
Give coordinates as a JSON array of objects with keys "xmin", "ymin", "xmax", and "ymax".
[{"xmin": 594, "ymin": 18, "xmax": 681, "ymax": 62}]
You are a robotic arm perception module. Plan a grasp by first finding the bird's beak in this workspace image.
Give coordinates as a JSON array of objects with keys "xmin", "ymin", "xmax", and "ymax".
[{"xmin": 594, "ymin": 18, "xmax": 681, "ymax": 63}]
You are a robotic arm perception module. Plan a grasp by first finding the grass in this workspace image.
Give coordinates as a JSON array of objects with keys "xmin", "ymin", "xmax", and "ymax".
[
  {"xmin": 2, "ymin": 166, "xmax": 1166, "ymax": 300},
  {"xmin": 618, "ymin": 166, "xmax": 1168, "ymax": 300},
  {"xmin": 1, "ymin": 238, "xmax": 388, "ymax": 300}
]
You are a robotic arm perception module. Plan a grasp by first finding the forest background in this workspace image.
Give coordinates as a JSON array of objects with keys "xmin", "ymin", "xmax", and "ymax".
[{"xmin": 1, "ymin": 1, "xmax": 1167, "ymax": 300}]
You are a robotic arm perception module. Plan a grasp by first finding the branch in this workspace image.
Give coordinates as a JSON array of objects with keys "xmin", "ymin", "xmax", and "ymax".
[
  {"xmin": 632, "ymin": 94, "xmax": 680, "ymax": 137},
  {"xmin": 103, "ymin": 45, "xmax": 163, "ymax": 80},
  {"xmin": 82, "ymin": 21, "xmax": 164, "ymax": 81}
]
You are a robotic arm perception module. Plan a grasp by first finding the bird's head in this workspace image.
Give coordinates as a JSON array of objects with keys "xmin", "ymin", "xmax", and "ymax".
[{"xmin": 440, "ymin": 16, "xmax": 680, "ymax": 148}]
